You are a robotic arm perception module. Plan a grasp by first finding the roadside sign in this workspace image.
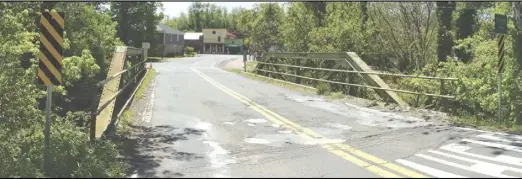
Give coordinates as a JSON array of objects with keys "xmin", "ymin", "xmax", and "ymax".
[
  {"xmin": 37, "ymin": 11, "xmax": 64, "ymax": 176},
  {"xmin": 495, "ymin": 14, "xmax": 507, "ymax": 34},
  {"xmin": 38, "ymin": 11, "xmax": 64, "ymax": 86},
  {"xmin": 494, "ymin": 13, "xmax": 507, "ymax": 126},
  {"xmin": 498, "ymin": 34, "xmax": 505, "ymax": 74},
  {"xmin": 142, "ymin": 42, "xmax": 150, "ymax": 49}
]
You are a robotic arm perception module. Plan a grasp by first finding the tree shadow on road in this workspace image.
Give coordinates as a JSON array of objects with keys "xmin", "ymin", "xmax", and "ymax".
[{"xmin": 119, "ymin": 124, "xmax": 205, "ymax": 178}]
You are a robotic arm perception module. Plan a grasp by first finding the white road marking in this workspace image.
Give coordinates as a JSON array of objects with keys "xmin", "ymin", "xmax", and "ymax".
[
  {"xmin": 456, "ymin": 127, "xmax": 522, "ymax": 141},
  {"xmin": 428, "ymin": 150, "xmax": 522, "ymax": 175},
  {"xmin": 415, "ymin": 153, "xmax": 514, "ymax": 178},
  {"xmin": 327, "ymin": 123, "xmax": 352, "ymax": 130},
  {"xmin": 440, "ymin": 143, "xmax": 522, "ymax": 167},
  {"xmin": 142, "ymin": 79, "xmax": 156, "ymax": 123},
  {"xmin": 130, "ymin": 173, "xmax": 138, "ymax": 178},
  {"xmin": 272, "ymin": 124, "xmax": 281, "ymax": 128},
  {"xmin": 191, "ymin": 59, "xmax": 207, "ymax": 66},
  {"xmin": 212, "ymin": 57, "xmax": 241, "ymax": 74},
  {"xmin": 476, "ymin": 133, "xmax": 522, "ymax": 144},
  {"xmin": 278, "ymin": 130, "xmax": 293, "ymax": 134},
  {"xmin": 247, "ymin": 123, "xmax": 255, "ymax": 127},
  {"xmin": 462, "ymin": 139, "xmax": 522, "ymax": 153},
  {"xmin": 245, "ymin": 138, "xmax": 271, "ymax": 144},
  {"xmin": 396, "ymin": 159, "xmax": 467, "ymax": 178}
]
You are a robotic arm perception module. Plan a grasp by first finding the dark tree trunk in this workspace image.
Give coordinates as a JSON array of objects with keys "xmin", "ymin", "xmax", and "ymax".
[
  {"xmin": 455, "ymin": 2, "xmax": 477, "ymax": 63},
  {"xmin": 436, "ymin": 2, "xmax": 456, "ymax": 62}
]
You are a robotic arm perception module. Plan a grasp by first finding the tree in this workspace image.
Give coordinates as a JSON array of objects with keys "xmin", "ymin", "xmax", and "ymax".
[
  {"xmin": 111, "ymin": 2, "xmax": 163, "ymax": 47},
  {"xmin": 436, "ymin": 2, "xmax": 456, "ymax": 62}
]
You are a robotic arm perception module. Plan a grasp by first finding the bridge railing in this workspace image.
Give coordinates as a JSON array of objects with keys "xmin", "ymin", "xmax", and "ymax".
[
  {"xmin": 89, "ymin": 46, "xmax": 149, "ymax": 141},
  {"xmin": 251, "ymin": 52, "xmax": 458, "ymax": 107}
]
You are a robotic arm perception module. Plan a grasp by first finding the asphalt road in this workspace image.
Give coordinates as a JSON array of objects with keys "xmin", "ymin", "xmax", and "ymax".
[{"xmin": 129, "ymin": 55, "xmax": 522, "ymax": 178}]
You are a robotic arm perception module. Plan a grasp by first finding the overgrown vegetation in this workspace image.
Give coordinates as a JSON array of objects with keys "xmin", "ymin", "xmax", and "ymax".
[
  {"xmin": 184, "ymin": 46, "xmax": 197, "ymax": 57},
  {"xmin": 166, "ymin": 2, "xmax": 522, "ymax": 129},
  {"xmin": 0, "ymin": 2, "xmax": 163, "ymax": 177},
  {"xmin": 136, "ymin": 69, "xmax": 156, "ymax": 100}
]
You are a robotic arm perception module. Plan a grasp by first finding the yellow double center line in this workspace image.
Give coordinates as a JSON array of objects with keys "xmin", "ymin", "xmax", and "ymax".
[{"xmin": 190, "ymin": 67, "xmax": 426, "ymax": 178}]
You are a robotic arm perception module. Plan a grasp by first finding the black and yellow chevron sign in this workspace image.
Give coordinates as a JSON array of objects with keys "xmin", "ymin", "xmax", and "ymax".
[
  {"xmin": 498, "ymin": 34, "xmax": 505, "ymax": 74},
  {"xmin": 38, "ymin": 12, "xmax": 64, "ymax": 86}
]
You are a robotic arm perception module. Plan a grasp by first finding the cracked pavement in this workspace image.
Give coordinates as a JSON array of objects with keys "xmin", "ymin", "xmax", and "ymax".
[{"xmin": 127, "ymin": 55, "xmax": 522, "ymax": 178}]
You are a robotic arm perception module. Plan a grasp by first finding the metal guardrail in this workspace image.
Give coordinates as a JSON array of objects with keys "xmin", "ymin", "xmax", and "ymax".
[
  {"xmin": 253, "ymin": 52, "xmax": 458, "ymax": 106},
  {"xmin": 255, "ymin": 61, "xmax": 458, "ymax": 81},
  {"xmin": 89, "ymin": 46, "xmax": 147, "ymax": 141}
]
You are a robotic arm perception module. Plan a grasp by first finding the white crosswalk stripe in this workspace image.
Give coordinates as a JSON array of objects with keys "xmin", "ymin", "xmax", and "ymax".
[{"xmin": 396, "ymin": 127, "xmax": 522, "ymax": 178}]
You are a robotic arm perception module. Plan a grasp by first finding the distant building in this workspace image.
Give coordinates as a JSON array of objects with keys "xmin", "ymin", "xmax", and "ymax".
[
  {"xmin": 152, "ymin": 24, "xmax": 184, "ymax": 57},
  {"xmin": 224, "ymin": 32, "xmax": 245, "ymax": 54},
  {"xmin": 224, "ymin": 38, "xmax": 244, "ymax": 54},
  {"xmin": 184, "ymin": 32, "xmax": 203, "ymax": 54},
  {"xmin": 202, "ymin": 28, "xmax": 227, "ymax": 54}
]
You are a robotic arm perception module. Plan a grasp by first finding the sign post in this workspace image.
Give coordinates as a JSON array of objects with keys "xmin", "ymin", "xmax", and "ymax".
[
  {"xmin": 37, "ymin": 11, "xmax": 64, "ymax": 174},
  {"xmin": 495, "ymin": 14, "xmax": 507, "ymax": 125}
]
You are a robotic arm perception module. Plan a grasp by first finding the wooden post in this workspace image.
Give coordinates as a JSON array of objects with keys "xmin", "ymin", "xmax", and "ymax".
[
  {"xmin": 440, "ymin": 79, "xmax": 446, "ymax": 111},
  {"xmin": 295, "ymin": 59, "xmax": 301, "ymax": 84}
]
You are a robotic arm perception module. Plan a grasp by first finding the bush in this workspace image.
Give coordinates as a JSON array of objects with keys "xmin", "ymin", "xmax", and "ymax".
[
  {"xmin": 184, "ymin": 46, "xmax": 196, "ymax": 57},
  {"xmin": 0, "ymin": 113, "xmax": 127, "ymax": 178},
  {"xmin": 316, "ymin": 82, "xmax": 331, "ymax": 95}
]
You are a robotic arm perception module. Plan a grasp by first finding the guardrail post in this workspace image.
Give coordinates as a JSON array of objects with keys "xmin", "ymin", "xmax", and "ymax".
[
  {"xmin": 243, "ymin": 53, "xmax": 247, "ymax": 72},
  {"xmin": 344, "ymin": 52, "xmax": 408, "ymax": 107},
  {"xmin": 440, "ymin": 79, "xmax": 446, "ymax": 110},
  {"xmin": 295, "ymin": 59, "xmax": 301, "ymax": 84}
]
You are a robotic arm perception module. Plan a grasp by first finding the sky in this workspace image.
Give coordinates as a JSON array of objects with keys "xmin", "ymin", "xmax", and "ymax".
[{"xmin": 161, "ymin": 2, "xmax": 284, "ymax": 18}]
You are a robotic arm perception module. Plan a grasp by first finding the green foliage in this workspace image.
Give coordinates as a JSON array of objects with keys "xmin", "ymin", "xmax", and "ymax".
[
  {"xmin": 250, "ymin": 2, "xmax": 522, "ymax": 127},
  {"xmin": 184, "ymin": 46, "xmax": 197, "ymax": 57},
  {"xmin": 0, "ymin": 1, "xmax": 162, "ymax": 177},
  {"xmin": 164, "ymin": 3, "xmax": 237, "ymax": 32},
  {"xmin": 111, "ymin": 2, "xmax": 163, "ymax": 48},
  {"xmin": 62, "ymin": 50, "xmax": 101, "ymax": 87},
  {"xmin": 316, "ymin": 82, "xmax": 331, "ymax": 95}
]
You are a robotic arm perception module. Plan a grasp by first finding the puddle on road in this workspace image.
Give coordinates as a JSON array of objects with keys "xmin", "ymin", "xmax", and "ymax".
[
  {"xmin": 245, "ymin": 118, "xmax": 268, "ymax": 124},
  {"xmin": 202, "ymin": 140, "xmax": 236, "ymax": 178},
  {"xmin": 278, "ymin": 130, "xmax": 293, "ymax": 134},
  {"xmin": 326, "ymin": 123, "xmax": 353, "ymax": 130},
  {"xmin": 244, "ymin": 133, "xmax": 345, "ymax": 147},
  {"xmin": 223, "ymin": 122, "xmax": 235, "ymax": 125},
  {"xmin": 307, "ymin": 127, "xmax": 346, "ymax": 137},
  {"xmin": 284, "ymin": 94, "xmax": 432, "ymax": 129},
  {"xmin": 243, "ymin": 118, "xmax": 268, "ymax": 127}
]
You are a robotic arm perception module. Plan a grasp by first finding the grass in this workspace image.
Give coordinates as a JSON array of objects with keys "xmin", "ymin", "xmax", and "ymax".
[
  {"xmin": 116, "ymin": 68, "xmax": 156, "ymax": 135},
  {"xmin": 136, "ymin": 68, "xmax": 156, "ymax": 100},
  {"xmin": 226, "ymin": 67, "xmax": 317, "ymax": 95},
  {"xmin": 117, "ymin": 110, "xmax": 135, "ymax": 136},
  {"xmin": 146, "ymin": 56, "xmax": 184, "ymax": 62},
  {"xmin": 449, "ymin": 115, "xmax": 522, "ymax": 134},
  {"xmin": 245, "ymin": 60, "xmax": 258, "ymax": 72},
  {"xmin": 326, "ymin": 91, "xmax": 346, "ymax": 100}
]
